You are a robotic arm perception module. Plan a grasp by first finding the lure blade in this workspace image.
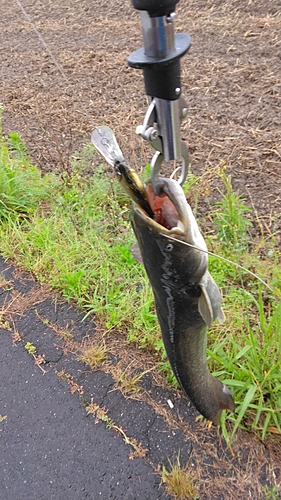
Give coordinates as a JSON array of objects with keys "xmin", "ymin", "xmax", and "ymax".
[{"xmin": 91, "ymin": 126, "xmax": 124, "ymax": 166}]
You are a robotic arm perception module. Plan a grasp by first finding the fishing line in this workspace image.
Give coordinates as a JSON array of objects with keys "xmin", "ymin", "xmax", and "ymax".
[
  {"xmin": 12, "ymin": 0, "xmax": 279, "ymax": 299},
  {"xmin": 14, "ymin": 0, "xmax": 94, "ymax": 125},
  {"xmin": 160, "ymin": 232, "xmax": 275, "ymax": 293},
  {"xmin": 14, "ymin": 0, "xmax": 70, "ymax": 83}
]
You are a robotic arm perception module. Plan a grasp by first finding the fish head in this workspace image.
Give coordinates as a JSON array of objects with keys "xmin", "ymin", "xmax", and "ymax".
[{"xmin": 131, "ymin": 177, "xmax": 208, "ymax": 286}]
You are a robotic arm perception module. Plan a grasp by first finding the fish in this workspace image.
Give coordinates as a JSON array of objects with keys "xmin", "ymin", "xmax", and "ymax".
[{"xmin": 115, "ymin": 165, "xmax": 235, "ymax": 424}]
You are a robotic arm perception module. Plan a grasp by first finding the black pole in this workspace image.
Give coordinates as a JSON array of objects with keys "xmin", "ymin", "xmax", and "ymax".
[
  {"xmin": 128, "ymin": 1, "xmax": 190, "ymax": 101},
  {"xmin": 131, "ymin": 0, "xmax": 180, "ymax": 17}
]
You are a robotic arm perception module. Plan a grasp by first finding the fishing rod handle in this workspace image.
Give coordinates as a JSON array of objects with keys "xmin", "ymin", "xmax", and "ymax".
[
  {"xmin": 131, "ymin": 0, "xmax": 180, "ymax": 17},
  {"xmin": 128, "ymin": 0, "xmax": 190, "ymax": 165},
  {"xmin": 128, "ymin": 8, "xmax": 190, "ymax": 102}
]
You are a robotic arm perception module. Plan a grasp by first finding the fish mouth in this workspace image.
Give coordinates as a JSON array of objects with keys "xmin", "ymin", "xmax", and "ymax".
[
  {"xmin": 113, "ymin": 159, "xmax": 189, "ymax": 235},
  {"xmin": 131, "ymin": 176, "xmax": 208, "ymax": 256},
  {"xmin": 114, "ymin": 161, "xmax": 208, "ymax": 253},
  {"xmin": 130, "ymin": 176, "xmax": 191, "ymax": 238},
  {"xmin": 134, "ymin": 184, "xmax": 187, "ymax": 236}
]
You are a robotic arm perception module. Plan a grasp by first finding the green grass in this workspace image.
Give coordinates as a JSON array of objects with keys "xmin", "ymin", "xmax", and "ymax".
[
  {"xmin": 207, "ymin": 289, "xmax": 281, "ymax": 441},
  {"xmin": 3, "ymin": 183, "xmax": 158, "ymax": 346},
  {"xmin": 0, "ymin": 129, "xmax": 55, "ymax": 220},
  {"xmin": 0, "ymin": 121, "xmax": 159, "ymax": 351},
  {"xmin": 212, "ymin": 166, "xmax": 252, "ymax": 252},
  {"xmin": 263, "ymin": 484, "xmax": 281, "ymax": 500},
  {"xmin": 0, "ymin": 116, "xmax": 280, "ymax": 443},
  {"xmin": 161, "ymin": 452, "xmax": 199, "ymax": 500}
]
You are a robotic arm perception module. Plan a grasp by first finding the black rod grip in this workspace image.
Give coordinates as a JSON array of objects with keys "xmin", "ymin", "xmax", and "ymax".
[
  {"xmin": 131, "ymin": 0, "xmax": 180, "ymax": 16},
  {"xmin": 127, "ymin": 34, "xmax": 191, "ymax": 100}
]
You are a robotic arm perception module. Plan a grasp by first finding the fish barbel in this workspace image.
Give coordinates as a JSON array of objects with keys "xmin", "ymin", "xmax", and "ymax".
[{"xmin": 115, "ymin": 165, "xmax": 235, "ymax": 423}]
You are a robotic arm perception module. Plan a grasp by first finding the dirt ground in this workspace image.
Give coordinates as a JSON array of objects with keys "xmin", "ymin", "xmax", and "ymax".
[
  {"xmin": 0, "ymin": 0, "xmax": 281, "ymax": 498},
  {"xmin": 1, "ymin": 0, "xmax": 281, "ymax": 244}
]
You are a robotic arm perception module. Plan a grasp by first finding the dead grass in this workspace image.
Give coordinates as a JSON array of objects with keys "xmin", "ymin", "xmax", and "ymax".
[
  {"xmin": 34, "ymin": 311, "xmax": 75, "ymax": 343},
  {"xmin": 1, "ymin": 1, "xmax": 281, "ymax": 496},
  {"xmin": 111, "ymin": 361, "xmax": 153, "ymax": 397},
  {"xmin": 78, "ymin": 341, "xmax": 108, "ymax": 369},
  {"xmin": 1, "ymin": 258, "xmax": 280, "ymax": 499},
  {"xmin": 161, "ymin": 453, "xmax": 199, "ymax": 500},
  {"xmin": 0, "ymin": 286, "xmax": 50, "ymax": 320}
]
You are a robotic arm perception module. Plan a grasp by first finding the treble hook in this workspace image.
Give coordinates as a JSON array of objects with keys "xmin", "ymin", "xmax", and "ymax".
[{"xmin": 150, "ymin": 140, "xmax": 189, "ymax": 195}]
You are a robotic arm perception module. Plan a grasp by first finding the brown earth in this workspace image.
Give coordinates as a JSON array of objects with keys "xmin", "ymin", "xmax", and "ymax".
[
  {"xmin": 1, "ymin": 0, "xmax": 281, "ymax": 245},
  {"xmin": 0, "ymin": 0, "xmax": 281, "ymax": 498}
]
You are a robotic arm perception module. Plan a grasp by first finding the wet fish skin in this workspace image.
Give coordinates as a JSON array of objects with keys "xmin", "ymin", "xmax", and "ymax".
[{"xmin": 130, "ymin": 178, "xmax": 235, "ymax": 423}]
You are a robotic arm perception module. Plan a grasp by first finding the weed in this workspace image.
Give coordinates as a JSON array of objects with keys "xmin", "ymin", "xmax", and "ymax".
[
  {"xmin": 0, "ymin": 124, "xmax": 280, "ymax": 441},
  {"xmin": 11, "ymin": 329, "xmax": 22, "ymax": 343},
  {"xmin": 0, "ymin": 315, "xmax": 10, "ymax": 330},
  {"xmin": 56, "ymin": 370, "xmax": 84, "ymax": 395},
  {"xmin": 115, "ymin": 242, "xmax": 137, "ymax": 266},
  {"xmin": 263, "ymin": 484, "xmax": 281, "ymax": 500},
  {"xmin": 24, "ymin": 341, "xmax": 37, "ymax": 355},
  {"xmin": 85, "ymin": 398, "xmax": 147, "ymax": 458},
  {"xmin": 78, "ymin": 342, "xmax": 107, "ymax": 369},
  {"xmin": 212, "ymin": 167, "xmax": 252, "ymax": 252},
  {"xmin": 112, "ymin": 363, "xmax": 153, "ymax": 396},
  {"xmin": 24, "ymin": 341, "xmax": 46, "ymax": 373},
  {"xmin": 85, "ymin": 399, "xmax": 114, "ymax": 427},
  {"xmin": 161, "ymin": 452, "xmax": 199, "ymax": 500}
]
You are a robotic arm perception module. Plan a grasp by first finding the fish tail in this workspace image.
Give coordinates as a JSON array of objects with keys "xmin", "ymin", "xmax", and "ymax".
[{"xmin": 210, "ymin": 376, "xmax": 235, "ymax": 423}]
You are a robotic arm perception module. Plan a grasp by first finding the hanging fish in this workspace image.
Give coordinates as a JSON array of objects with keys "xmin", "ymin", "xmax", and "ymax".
[
  {"xmin": 91, "ymin": 125, "xmax": 235, "ymax": 423},
  {"xmin": 116, "ymin": 165, "xmax": 235, "ymax": 424}
]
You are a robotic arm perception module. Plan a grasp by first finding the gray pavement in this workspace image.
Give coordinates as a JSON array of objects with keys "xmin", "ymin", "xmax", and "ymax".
[
  {"xmin": 0, "ymin": 329, "xmax": 167, "ymax": 500},
  {"xmin": 0, "ymin": 256, "xmax": 192, "ymax": 500}
]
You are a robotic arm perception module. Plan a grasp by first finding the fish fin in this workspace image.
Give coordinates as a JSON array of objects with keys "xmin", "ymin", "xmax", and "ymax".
[
  {"xmin": 198, "ymin": 286, "xmax": 213, "ymax": 328},
  {"xmin": 130, "ymin": 240, "xmax": 143, "ymax": 264},
  {"xmin": 217, "ymin": 307, "xmax": 226, "ymax": 324}
]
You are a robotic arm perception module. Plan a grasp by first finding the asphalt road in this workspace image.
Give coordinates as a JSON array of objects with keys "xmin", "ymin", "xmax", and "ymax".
[
  {"xmin": 1, "ymin": 246, "xmax": 280, "ymax": 499},
  {"xmin": 0, "ymin": 256, "xmax": 176, "ymax": 500},
  {"xmin": 0, "ymin": 330, "xmax": 169, "ymax": 500}
]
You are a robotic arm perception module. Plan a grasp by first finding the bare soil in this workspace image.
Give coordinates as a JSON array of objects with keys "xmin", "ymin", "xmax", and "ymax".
[
  {"xmin": 1, "ymin": 0, "xmax": 281, "ymax": 244},
  {"xmin": 0, "ymin": 0, "xmax": 281, "ymax": 498}
]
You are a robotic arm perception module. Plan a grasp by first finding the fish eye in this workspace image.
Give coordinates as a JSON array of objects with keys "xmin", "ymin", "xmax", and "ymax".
[{"xmin": 165, "ymin": 243, "xmax": 173, "ymax": 252}]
